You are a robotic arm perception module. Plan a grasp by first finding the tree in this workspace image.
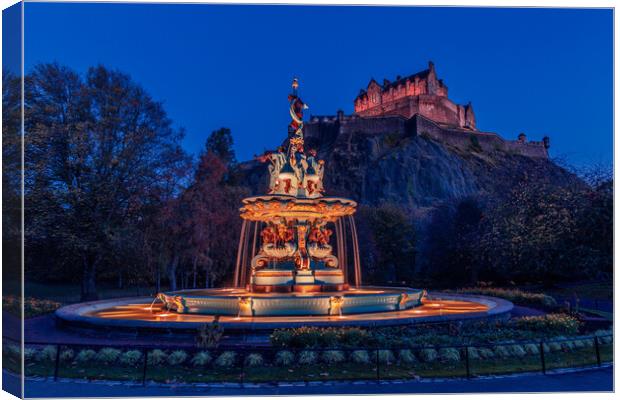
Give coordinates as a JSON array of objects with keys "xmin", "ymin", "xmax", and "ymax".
[
  {"xmin": 424, "ymin": 197, "xmax": 484, "ymax": 287},
  {"xmin": 206, "ymin": 128, "xmax": 237, "ymax": 167},
  {"xmin": 25, "ymin": 63, "xmax": 189, "ymax": 300},
  {"xmin": 356, "ymin": 204, "xmax": 416, "ymax": 285},
  {"xmin": 2, "ymin": 70, "xmax": 23, "ymax": 291}
]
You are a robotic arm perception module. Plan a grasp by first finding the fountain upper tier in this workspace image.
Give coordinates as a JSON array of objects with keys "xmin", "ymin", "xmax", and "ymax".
[{"xmin": 240, "ymin": 195, "xmax": 357, "ymax": 221}]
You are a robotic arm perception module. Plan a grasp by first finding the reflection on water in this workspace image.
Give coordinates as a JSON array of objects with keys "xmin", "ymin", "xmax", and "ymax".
[{"xmin": 86, "ymin": 298, "xmax": 489, "ymax": 324}]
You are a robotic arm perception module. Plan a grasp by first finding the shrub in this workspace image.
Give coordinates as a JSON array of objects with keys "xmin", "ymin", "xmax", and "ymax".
[
  {"xmin": 523, "ymin": 343, "xmax": 540, "ymax": 355},
  {"xmin": 595, "ymin": 330, "xmax": 612, "ymax": 344},
  {"xmin": 509, "ymin": 314, "xmax": 579, "ymax": 336},
  {"xmin": 38, "ymin": 346, "xmax": 57, "ymax": 362},
  {"xmin": 96, "ymin": 348, "xmax": 121, "ymax": 364},
  {"xmin": 377, "ymin": 350, "xmax": 395, "ymax": 364},
  {"xmin": 477, "ymin": 348, "xmax": 494, "ymax": 359},
  {"xmin": 244, "ymin": 353, "xmax": 264, "ymax": 367},
  {"xmin": 466, "ymin": 347, "xmax": 481, "ymax": 360},
  {"xmin": 119, "ymin": 350, "xmax": 142, "ymax": 366},
  {"xmin": 274, "ymin": 350, "xmax": 294, "ymax": 366},
  {"xmin": 270, "ymin": 327, "xmax": 373, "ymax": 349},
  {"xmin": 572, "ymin": 339, "xmax": 585, "ymax": 349},
  {"xmin": 438, "ymin": 347, "xmax": 460, "ymax": 363},
  {"xmin": 419, "ymin": 348, "xmax": 438, "ymax": 362},
  {"xmin": 556, "ymin": 337, "xmax": 574, "ymax": 351},
  {"xmin": 298, "ymin": 350, "xmax": 317, "ymax": 365},
  {"xmin": 24, "ymin": 348, "xmax": 37, "ymax": 362},
  {"xmin": 340, "ymin": 328, "xmax": 372, "ymax": 347},
  {"xmin": 191, "ymin": 351, "xmax": 212, "ymax": 367},
  {"xmin": 455, "ymin": 288, "xmax": 557, "ymax": 309},
  {"xmin": 215, "ymin": 351, "xmax": 236, "ymax": 368},
  {"xmin": 6, "ymin": 345, "xmax": 21, "ymax": 358},
  {"xmin": 147, "ymin": 349, "xmax": 167, "ymax": 366},
  {"xmin": 322, "ymin": 350, "xmax": 345, "ymax": 364},
  {"xmin": 166, "ymin": 350, "xmax": 187, "ymax": 366},
  {"xmin": 75, "ymin": 349, "xmax": 96, "ymax": 363},
  {"xmin": 493, "ymin": 345, "xmax": 511, "ymax": 358},
  {"xmin": 509, "ymin": 344, "xmax": 526, "ymax": 358},
  {"xmin": 59, "ymin": 349, "xmax": 74, "ymax": 362},
  {"xmin": 398, "ymin": 349, "xmax": 416, "ymax": 365},
  {"xmin": 350, "ymin": 350, "xmax": 370, "ymax": 364},
  {"xmin": 196, "ymin": 321, "xmax": 224, "ymax": 349},
  {"xmin": 548, "ymin": 341, "xmax": 562, "ymax": 352}
]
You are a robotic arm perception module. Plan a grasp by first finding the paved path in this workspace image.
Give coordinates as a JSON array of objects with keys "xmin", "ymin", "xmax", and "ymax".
[{"xmin": 4, "ymin": 366, "xmax": 612, "ymax": 397}]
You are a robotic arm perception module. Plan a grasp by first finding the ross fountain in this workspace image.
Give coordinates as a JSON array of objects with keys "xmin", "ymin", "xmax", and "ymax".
[{"xmin": 155, "ymin": 79, "xmax": 425, "ymax": 316}]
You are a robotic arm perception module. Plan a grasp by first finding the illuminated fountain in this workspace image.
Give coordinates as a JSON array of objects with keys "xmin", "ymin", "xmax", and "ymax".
[
  {"xmin": 55, "ymin": 79, "xmax": 513, "ymax": 330},
  {"xmin": 156, "ymin": 79, "xmax": 425, "ymax": 316}
]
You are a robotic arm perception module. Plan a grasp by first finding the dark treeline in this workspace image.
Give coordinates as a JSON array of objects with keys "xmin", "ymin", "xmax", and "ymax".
[
  {"xmin": 3, "ymin": 64, "xmax": 613, "ymax": 300},
  {"xmin": 4, "ymin": 65, "xmax": 247, "ymax": 300}
]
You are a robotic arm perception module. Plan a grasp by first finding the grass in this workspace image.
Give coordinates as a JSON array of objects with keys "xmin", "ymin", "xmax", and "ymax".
[{"xmin": 541, "ymin": 282, "xmax": 613, "ymax": 301}]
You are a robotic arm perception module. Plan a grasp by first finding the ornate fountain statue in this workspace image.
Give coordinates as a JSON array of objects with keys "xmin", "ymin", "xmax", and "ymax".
[
  {"xmin": 235, "ymin": 79, "xmax": 359, "ymax": 293},
  {"xmin": 156, "ymin": 79, "xmax": 424, "ymax": 316}
]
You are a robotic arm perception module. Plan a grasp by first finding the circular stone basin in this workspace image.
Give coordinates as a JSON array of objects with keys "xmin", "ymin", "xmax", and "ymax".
[
  {"xmin": 157, "ymin": 286, "xmax": 424, "ymax": 316},
  {"xmin": 55, "ymin": 292, "xmax": 513, "ymax": 332}
]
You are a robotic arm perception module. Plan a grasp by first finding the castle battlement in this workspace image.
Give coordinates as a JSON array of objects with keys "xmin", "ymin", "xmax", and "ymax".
[{"xmin": 354, "ymin": 62, "xmax": 476, "ymax": 130}]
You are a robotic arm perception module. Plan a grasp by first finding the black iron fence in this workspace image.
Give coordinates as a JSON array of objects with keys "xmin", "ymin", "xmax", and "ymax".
[{"xmin": 2, "ymin": 334, "xmax": 613, "ymax": 385}]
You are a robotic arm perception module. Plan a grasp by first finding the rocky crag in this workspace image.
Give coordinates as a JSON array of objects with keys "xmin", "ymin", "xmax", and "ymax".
[{"xmin": 239, "ymin": 114, "xmax": 581, "ymax": 220}]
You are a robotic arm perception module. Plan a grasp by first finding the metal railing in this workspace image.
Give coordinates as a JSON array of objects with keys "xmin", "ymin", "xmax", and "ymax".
[{"xmin": 2, "ymin": 334, "xmax": 613, "ymax": 386}]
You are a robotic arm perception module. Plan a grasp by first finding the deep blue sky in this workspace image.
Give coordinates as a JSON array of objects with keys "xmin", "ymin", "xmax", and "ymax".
[{"xmin": 24, "ymin": 4, "xmax": 612, "ymax": 168}]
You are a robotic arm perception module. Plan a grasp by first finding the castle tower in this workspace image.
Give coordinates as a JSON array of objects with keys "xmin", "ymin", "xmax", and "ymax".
[{"xmin": 353, "ymin": 62, "xmax": 476, "ymax": 130}]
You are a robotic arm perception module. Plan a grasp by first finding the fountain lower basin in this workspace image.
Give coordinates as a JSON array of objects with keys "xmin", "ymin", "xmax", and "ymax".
[{"xmin": 156, "ymin": 286, "xmax": 425, "ymax": 316}]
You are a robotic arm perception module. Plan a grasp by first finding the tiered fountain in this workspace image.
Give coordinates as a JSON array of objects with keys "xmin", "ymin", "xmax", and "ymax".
[{"xmin": 156, "ymin": 79, "xmax": 425, "ymax": 316}]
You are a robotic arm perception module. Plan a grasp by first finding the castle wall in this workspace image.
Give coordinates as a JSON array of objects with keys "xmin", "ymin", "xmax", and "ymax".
[{"xmin": 305, "ymin": 113, "xmax": 548, "ymax": 159}]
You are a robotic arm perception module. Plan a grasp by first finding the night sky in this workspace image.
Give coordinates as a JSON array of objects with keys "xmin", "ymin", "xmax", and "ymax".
[{"xmin": 22, "ymin": 4, "xmax": 613, "ymax": 168}]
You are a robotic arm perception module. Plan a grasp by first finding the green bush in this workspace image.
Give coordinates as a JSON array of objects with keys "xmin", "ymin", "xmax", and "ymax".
[
  {"xmin": 75, "ymin": 349, "xmax": 96, "ymax": 363},
  {"xmin": 24, "ymin": 348, "xmax": 37, "ymax": 362},
  {"xmin": 147, "ymin": 349, "xmax": 167, "ymax": 366},
  {"xmin": 455, "ymin": 288, "xmax": 557, "ymax": 309},
  {"xmin": 377, "ymin": 350, "xmax": 395, "ymax": 364},
  {"xmin": 215, "ymin": 351, "xmax": 236, "ymax": 368},
  {"xmin": 548, "ymin": 341, "xmax": 562, "ymax": 352},
  {"xmin": 37, "ymin": 346, "xmax": 57, "ymax": 362},
  {"xmin": 96, "ymin": 348, "xmax": 121, "ymax": 364},
  {"xmin": 191, "ymin": 351, "xmax": 212, "ymax": 366},
  {"xmin": 595, "ymin": 330, "xmax": 612, "ymax": 344},
  {"xmin": 466, "ymin": 347, "xmax": 481, "ymax": 360},
  {"xmin": 509, "ymin": 344, "xmax": 526, "ymax": 357},
  {"xmin": 398, "ymin": 349, "xmax": 416, "ymax": 365},
  {"xmin": 340, "ymin": 328, "xmax": 372, "ymax": 347},
  {"xmin": 274, "ymin": 350, "xmax": 294, "ymax": 366},
  {"xmin": 270, "ymin": 327, "xmax": 373, "ymax": 349},
  {"xmin": 322, "ymin": 350, "xmax": 345, "ymax": 364},
  {"xmin": 119, "ymin": 350, "xmax": 142, "ymax": 366},
  {"xmin": 350, "ymin": 350, "xmax": 370, "ymax": 364},
  {"xmin": 59, "ymin": 349, "xmax": 74, "ymax": 362},
  {"xmin": 167, "ymin": 350, "xmax": 188, "ymax": 366},
  {"xmin": 438, "ymin": 347, "xmax": 460, "ymax": 363},
  {"xmin": 523, "ymin": 343, "xmax": 540, "ymax": 355},
  {"xmin": 510, "ymin": 314, "xmax": 579, "ymax": 336},
  {"xmin": 244, "ymin": 353, "xmax": 264, "ymax": 367},
  {"xmin": 477, "ymin": 348, "xmax": 494, "ymax": 359},
  {"xmin": 298, "ymin": 350, "xmax": 317, "ymax": 365},
  {"xmin": 419, "ymin": 348, "xmax": 438, "ymax": 362},
  {"xmin": 493, "ymin": 345, "xmax": 511, "ymax": 358}
]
